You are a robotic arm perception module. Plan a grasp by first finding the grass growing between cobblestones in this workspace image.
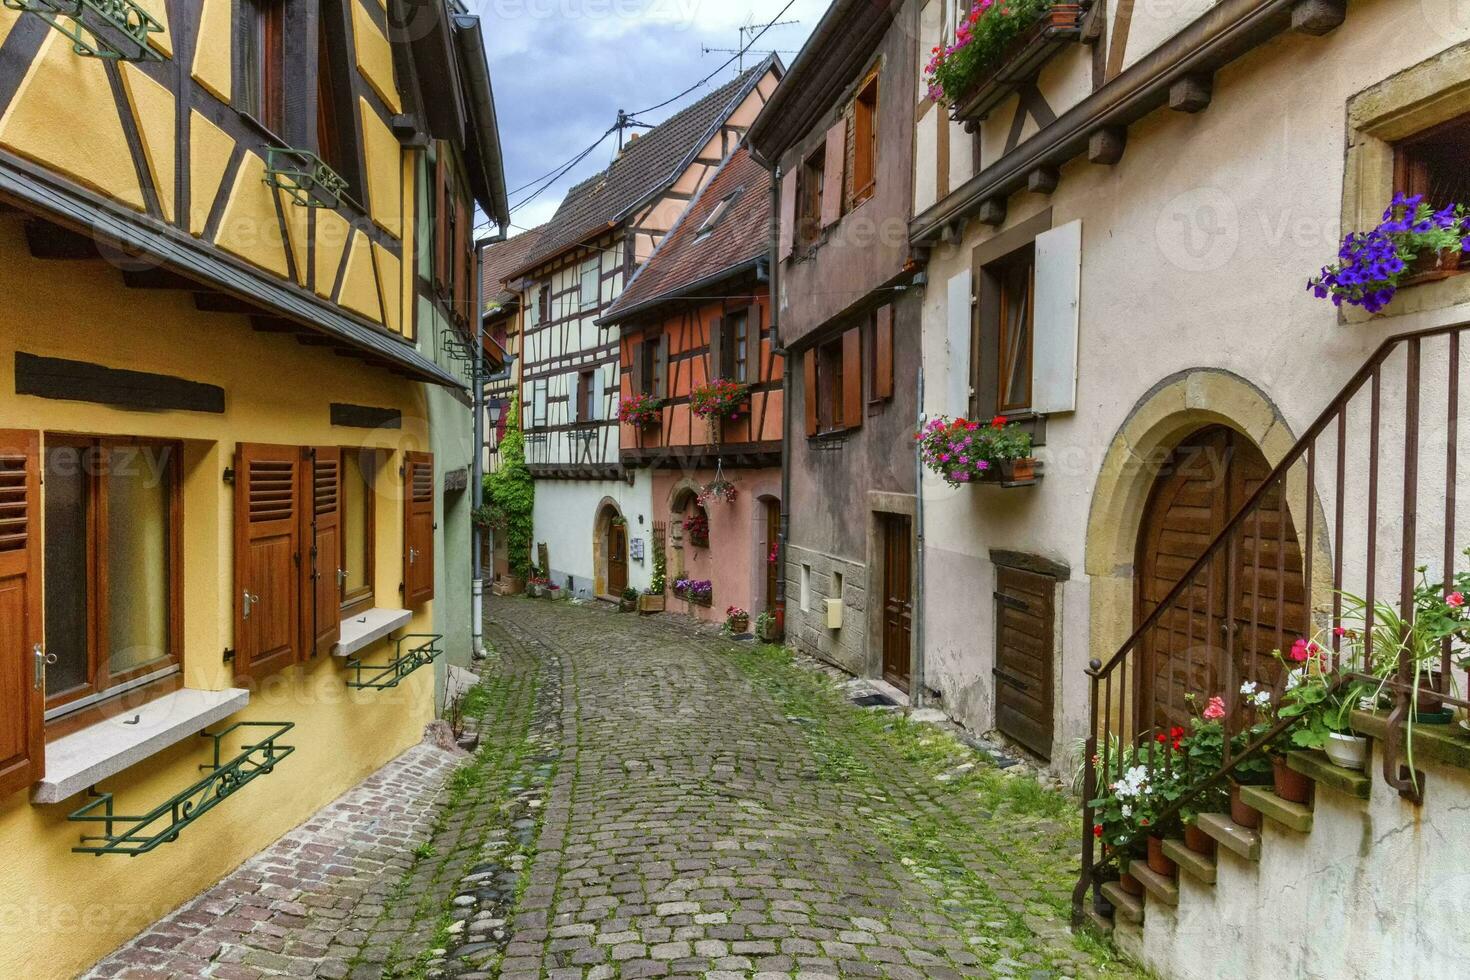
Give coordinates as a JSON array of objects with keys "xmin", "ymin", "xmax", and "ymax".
[{"xmin": 725, "ymin": 641, "xmax": 1144, "ymax": 978}]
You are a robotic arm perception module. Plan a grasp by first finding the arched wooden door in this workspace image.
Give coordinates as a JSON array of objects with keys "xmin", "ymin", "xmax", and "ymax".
[
  {"xmin": 608, "ymin": 521, "xmax": 628, "ymax": 596},
  {"xmin": 1135, "ymin": 426, "xmax": 1306, "ymax": 734}
]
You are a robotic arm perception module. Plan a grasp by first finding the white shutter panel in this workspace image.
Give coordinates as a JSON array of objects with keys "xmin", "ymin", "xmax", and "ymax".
[
  {"xmin": 945, "ymin": 270, "xmax": 971, "ymax": 417},
  {"xmin": 1032, "ymin": 220, "xmax": 1081, "ymax": 414}
]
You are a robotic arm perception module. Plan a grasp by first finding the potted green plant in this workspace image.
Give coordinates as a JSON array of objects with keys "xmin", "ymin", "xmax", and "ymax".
[
  {"xmin": 1308, "ymin": 194, "xmax": 1470, "ymax": 314},
  {"xmin": 526, "ymin": 574, "xmax": 551, "ymax": 599},
  {"xmin": 619, "ymin": 586, "xmax": 639, "ymax": 612},
  {"xmin": 725, "ymin": 605, "xmax": 749, "ymax": 634},
  {"xmin": 754, "ymin": 611, "xmax": 780, "ymax": 643},
  {"xmin": 916, "ymin": 415, "xmax": 1037, "ymax": 487}
]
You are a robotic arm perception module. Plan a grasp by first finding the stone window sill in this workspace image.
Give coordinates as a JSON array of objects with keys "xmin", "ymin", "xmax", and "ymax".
[
  {"xmin": 333, "ymin": 607, "xmax": 413, "ymax": 658},
  {"xmin": 34, "ymin": 687, "xmax": 251, "ymax": 805}
]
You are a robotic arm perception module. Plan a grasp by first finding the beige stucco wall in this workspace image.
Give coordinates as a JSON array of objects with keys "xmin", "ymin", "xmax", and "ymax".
[{"xmin": 916, "ymin": 2, "xmax": 1470, "ymax": 765}]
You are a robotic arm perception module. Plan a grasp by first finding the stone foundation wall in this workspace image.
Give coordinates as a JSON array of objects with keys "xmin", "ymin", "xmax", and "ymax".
[{"xmin": 783, "ymin": 543, "xmax": 869, "ymax": 678}]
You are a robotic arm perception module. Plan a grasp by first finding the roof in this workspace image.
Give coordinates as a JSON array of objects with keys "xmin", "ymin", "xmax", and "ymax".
[
  {"xmin": 480, "ymin": 226, "xmax": 544, "ymax": 309},
  {"xmin": 511, "ymin": 57, "xmax": 779, "ymax": 276},
  {"xmin": 602, "ymin": 145, "xmax": 770, "ymax": 322}
]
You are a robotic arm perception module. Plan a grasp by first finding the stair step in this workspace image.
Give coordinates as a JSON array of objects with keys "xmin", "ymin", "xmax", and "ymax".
[
  {"xmin": 1288, "ymin": 749, "xmax": 1371, "ymax": 799},
  {"xmin": 1099, "ymin": 881, "xmax": 1144, "ymax": 924},
  {"xmin": 1082, "ymin": 906, "xmax": 1114, "ymax": 933},
  {"xmin": 1239, "ymin": 785, "xmax": 1314, "ymax": 833},
  {"xmin": 1196, "ymin": 812, "xmax": 1262, "ymax": 861},
  {"xmin": 1129, "ymin": 860, "xmax": 1179, "ymax": 906},
  {"xmin": 1161, "ymin": 838, "xmax": 1217, "ymax": 884}
]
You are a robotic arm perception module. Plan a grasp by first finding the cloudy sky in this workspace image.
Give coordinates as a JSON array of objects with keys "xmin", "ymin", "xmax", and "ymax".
[{"xmin": 467, "ymin": 0, "xmax": 830, "ymax": 233}]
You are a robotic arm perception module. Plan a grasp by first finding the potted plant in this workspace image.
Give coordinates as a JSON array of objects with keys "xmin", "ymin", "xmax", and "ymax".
[
  {"xmin": 545, "ymin": 582, "xmax": 564, "ymax": 600},
  {"xmin": 689, "ymin": 378, "xmax": 751, "ymax": 424},
  {"xmin": 1308, "ymin": 194, "xmax": 1470, "ymax": 314},
  {"xmin": 526, "ymin": 575, "xmax": 551, "ymax": 598},
  {"xmin": 924, "ymin": 0, "xmax": 1083, "ymax": 108},
  {"xmin": 1176, "ymin": 696, "xmax": 1228, "ymax": 855},
  {"xmin": 672, "ymin": 577, "xmax": 689, "ymax": 599},
  {"xmin": 687, "ymin": 579, "xmax": 713, "ymax": 606},
  {"xmin": 619, "ymin": 586, "xmax": 639, "ymax": 612},
  {"xmin": 916, "ymin": 415, "xmax": 1037, "ymax": 487},
  {"xmin": 638, "ymin": 588, "xmax": 665, "ymax": 614},
  {"xmin": 683, "ymin": 510, "xmax": 710, "ymax": 548},
  {"xmin": 698, "ymin": 477, "xmax": 738, "ymax": 505},
  {"xmin": 618, "ymin": 392, "xmax": 664, "ymax": 429},
  {"xmin": 725, "ymin": 605, "xmax": 750, "ymax": 634},
  {"xmin": 754, "ymin": 611, "xmax": 780, "ymax": 643}
]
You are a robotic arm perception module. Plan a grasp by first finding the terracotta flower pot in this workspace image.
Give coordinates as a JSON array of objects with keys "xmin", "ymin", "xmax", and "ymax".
[
  {"xmin": 1183, "ymin": 822, "xmax": 1216, "ymax": 856},
  {"xmin": 1229, "ymin": 780, "xmax": 1262, "ymax": 829},
  {"xmin": 1118, "ymin": 869, "xmax": 1144, "ymax": 897},
  {"xmin": 1272, "ymin": 755, "xmax": 1312, "ymax": 804},
  {"xmin": 1146, "ymin": 835, "xmax": 1176, "ymax": 878},
  {"xmin": 1417, "ymin": 670, "xmax": 1446, "ymax": 714},
  {"xmin": 729, "ymin": 616, "xmax": 749, "ymax": 633},
  {"xmin": 1402, "ymin": 247, "xmax": 1464, "ymax": 287}
]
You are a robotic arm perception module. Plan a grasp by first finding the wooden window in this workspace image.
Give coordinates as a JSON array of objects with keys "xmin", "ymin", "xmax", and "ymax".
[
  {"xmin": 402, "ymin": 452, "xmax": 435, "ymax": 607},
  {"xmin": 240, "ymin": 0, "xmax": 286, "ymax": 134},
  {"xmin": 579, "ymin": 259, "xmax": 600, "ymax": 310},
  {"xmin": 634, "ymin": 336, "xmax": 666, "ymax": 397},
  {"xmin": 0, "ymin": 431, "xmax": 42, "ymax": 800},
  {"xmin": 807, "ymin": 327, "xmax": 864, "ymax": 435},
  {"xmin": 536, "ymin": 283, "xmax": 550, "ymax": 323},
  {"xmin": 339, "ymin": 448, "xmax": 377, "ymax": 617},
  {"xmin": 530, "ymin": 380, "xmax": 548, "ymax": 427},
  {"xmin": 42, "ymin": 437, "xmax": 181, "ymax": 714},
  {"xmin": 797, "ymin": 150, "xmax": 825, "ymax": 249},
  {"xmin": 576, "ymin": 370, "xmax": 595, "ymax": 422},
  {"xmin": 1395, "ymin": 111, "xmax": 1470, "ymax": 210},
  {"xmin": 851, "ymin": 74, "xmax": 879, "ymax": 206},
  {"xmin": 696, "ymin": 192, "xmax": 740, "ymax": 238},
  {"xmin": 730, "ymin": 309, "xmax": 750, "ymax": 383},
  {"xmin": 316, "ymin": 19, "xmax": 348, "ymax": 183},
  {"xmin": 977, "ymin": 244, "xmax": 1036, "ymax": 415}
]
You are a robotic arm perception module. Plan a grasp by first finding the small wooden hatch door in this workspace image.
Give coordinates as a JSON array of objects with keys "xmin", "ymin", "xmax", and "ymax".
[
  {"xmin": 880, "ymin": 513, "xmax": 912, "ymax": 691},
  {"xmin": 993, "ymin": 565, "xmax": 1056, "ymax": 760}
]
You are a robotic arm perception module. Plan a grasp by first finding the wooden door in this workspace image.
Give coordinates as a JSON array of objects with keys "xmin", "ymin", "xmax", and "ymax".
[
  {"xmin": 608, "ymin": 522, "xmax": 627, "ymax": 596},
  {"xmin": 0, "ymin": 431, "xmax": 43, "ymax": 798},
  {"xmin": 1136, "ymin": 426, "xmax": 1305, "ymax": 733},
  {"xmin": 880, "ymin": 514, "xmax": 912, "ymax": 691},
  {"xmin": 994, "ymin": 566, "xmax": 1056, "ymax": 760},
  {"xmin": 763, "ymin": 498, "xmax": 780, "ymax": 612},
  {"xmin": 310, "ymin": 447, "xmax": 341, "ymax": 657},
  {"xmin": 403, "ymin": 452, "xmax": 434, "ymax": 605},
  {"xmin": 235, "ymin": 443, "xmax": 302, "ymax": 683}
]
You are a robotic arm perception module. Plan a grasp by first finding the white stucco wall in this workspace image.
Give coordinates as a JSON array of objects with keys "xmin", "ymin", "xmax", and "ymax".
[
  {"xmin": 916, "ymin": 3, "xmax": 1470, "ymax": 763},
  {"xmin": 532, "ymin": 471, "xmax": 654, "ymax": 597}
]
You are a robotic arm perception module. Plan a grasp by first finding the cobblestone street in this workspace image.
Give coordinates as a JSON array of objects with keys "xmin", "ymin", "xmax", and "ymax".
[{"xmin": 94, "ymin": 598, "xmax": 1140, "ymax": 980}]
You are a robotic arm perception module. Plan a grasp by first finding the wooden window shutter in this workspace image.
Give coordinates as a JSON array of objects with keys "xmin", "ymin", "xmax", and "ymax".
[
  {"xmin": 453, "ymin": 192, "xmax": 470, "ymax": 320},
  {"xmin": 820, "ymin": 119, "xmax": 847, "ymax": 228},
  {"xmin": 403, "ymin": 451, "xmax": 434, "ymax": 606},
  {"xmin": 309, "ymin": 447, "xmax": 341, "ymax": 657},
  {"xmin": 841, "ymin": 327, "xmax": 863, "ymax": 431},
  {"xmin": 747, "ymin": 310, "xmax": 762, "ymax": 383},
  {"xmin": 655, "ymin": 334, "xmax": 669, "ymax": 396},
  {"xmin": 708, "ymin": 317, "xmax": 725, "ymax": 380},
  {"xmin": 630, "ymin": 339, "xmax": 646, "ymax": 397},
  {"xmin": 778, "ymin": 168, "xmax": 798, "ymax": 261},
  {"xmin": 234, "ymin": 443, "xmax": 303, "ymax": 683},
  {"xmin": 0, "ymin": 430, "xmax": 43, "ymax": 800},
  {"xmin": 433, "ymin": 148, "xmax": 449, "ymax": 291},
  {"xmin": 803, "ymin": 350, "xmax": 818, "ymax": 437},
  {"xmin": 874, "ymin": 304, "xmax": 894, "ymax": 401}
]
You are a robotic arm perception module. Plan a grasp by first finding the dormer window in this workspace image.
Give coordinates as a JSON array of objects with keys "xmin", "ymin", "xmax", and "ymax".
[{"xmin": 695, "ymin": 190, "xmax": 743, "ymax": 240}]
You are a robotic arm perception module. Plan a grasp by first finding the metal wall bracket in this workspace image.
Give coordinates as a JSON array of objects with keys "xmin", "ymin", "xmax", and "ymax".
[
  {"xmin": 345, "ymin": 633, "xmax": 442, "ymax": 690},
  {"xmin": 68, "ymin": 721, "xmax": 295, "ymax": 856},
  {"xmin": 3, "ymin": 0, "xmax": 165, "ymax": 62},
  {"xmin": 262, "ymin": 147, "xmax": 349, "ymax": 209}
]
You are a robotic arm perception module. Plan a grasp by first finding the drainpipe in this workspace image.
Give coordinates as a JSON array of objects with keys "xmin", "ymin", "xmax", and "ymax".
[
  {"xmin": 472, "ymin": 228, "xmax": 505, "ymax": 660},
  {"xmin": 768, "ymin": 164, "xmax": 791, "ymax": 637},
  {"xmin": 912, "ymin": 276, "xmax": 928, "ymax": 707}
]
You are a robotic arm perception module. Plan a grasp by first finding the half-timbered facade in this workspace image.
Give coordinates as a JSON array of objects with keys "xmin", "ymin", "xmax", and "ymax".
[
  {"xmin": 747, "ymin": 1, "xmax": 923, "ymax": 695},
  {"xmin": 905, "ymin": 0, "xmax": 1470, "ymax": 967},
  {"xmin": 506, "ymin": 60, "xmax": 780, "ymax": 598},
  {"xmin": 0, "ymin": 2, "xmax": 506, "ymax": 974},
  {"xmin": 603, "ymin": 145, "xmax": 783, "ymax": 623}
]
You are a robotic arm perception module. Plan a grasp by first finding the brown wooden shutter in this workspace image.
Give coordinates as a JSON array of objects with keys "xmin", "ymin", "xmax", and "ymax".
[
  {"xmin": 453, "ymin": 191, "xmax": 469, "ymax": 320},
  {"xmin": 655, "ymin": 334, "xmax": 669, "ymax": 396},
  {"xmin": 310, "ymin": 447, "xmax": 341, "ymax": 657},
  {"xmin": 433, "ymin": 148, "xmax": 449, "ymax": 291},
  {"xmin": 874, "ymin": 304, "xmax": 894, "ymax": 401},
  {"xmin": 708, "ymin": 316, "xmax": 725, "ymax": 380},
  {"xmin": 403, "ymin": 451, "xmax": 434, "ymax": 606},
  {"xmin": 803, "ymin": 350, "xmax": 818, "ymax": 437},
  {"xmin": 841, "ymin": 327, "xmax": 863, "ymax": 431},
  {"xmin": 821, "ymin": 119, "xmax": 847, "ymax": 228},
  {"xmin": 778, "ymin": 168, "xmax": 797, "ymax": 261},
  {"xmin": 235, "ymin": 443, "xmax": 303, "ymax": 683},
  {"xmin": 747, "ymin": 311, "xmax": 762, "ymax": 383},
  {"xmin": 0, "ymin": 430, "xmax": 43, "ymax": 800},
  {"xmin": 630, "ymin": 339, "xmax": 645, "ymax": 397}
]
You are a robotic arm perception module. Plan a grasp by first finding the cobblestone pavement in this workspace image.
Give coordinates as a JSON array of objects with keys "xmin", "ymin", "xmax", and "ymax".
[{"xmin": 91, "ymin": 599, "xmax": 1142, "ymax": 979}]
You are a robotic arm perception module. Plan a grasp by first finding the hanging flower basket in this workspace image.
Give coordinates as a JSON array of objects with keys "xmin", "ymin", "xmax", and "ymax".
[
  {"xmin": 916, "ymin": 415, "xmax": 1038, "ymax": 487},
  {"xmin": 690, "ymin": 379, "xmax": 751, "ymax": 422},
  {"xmin": 1308, "ymin": 194, "xmax": 1470, "ymax": 313},
  {"xmin": 926, "ymin": 0, "xmax": 1087, "ymax": 122},
  {"xmin": 618, "ymin": 392, "xmax": 663, "ymax": 428}
]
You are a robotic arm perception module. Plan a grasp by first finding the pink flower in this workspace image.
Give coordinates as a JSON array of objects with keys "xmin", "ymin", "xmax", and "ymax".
[
  {"xmin": 1448, "ymin": 591, "xmax": 1465, "ymax": 608},
  {"xmin": 1288, "ymin": 637, "xmax": 1320, "ymax": 663},
  {"xmin": 1202, "ymin": 696, "xmax": 1226, "ymax": 721}
]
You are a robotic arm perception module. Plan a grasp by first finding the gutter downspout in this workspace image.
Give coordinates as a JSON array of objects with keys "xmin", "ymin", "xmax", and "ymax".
[
  {"xmin": 912, "ymin": 280, "xmax": 927, "ymax": 707},
  {"xmin": 768, "ymin": 165, "xmax": 790, "ymax": 639},
  {"xmin": 472, "ymin": 229, "xmax": 505, "ymax": 659}
]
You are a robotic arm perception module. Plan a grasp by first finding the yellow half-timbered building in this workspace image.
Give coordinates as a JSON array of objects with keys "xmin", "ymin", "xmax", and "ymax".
[{"xmin": 0, "ymin": 1, "xmax": 507, "ymax": 974}]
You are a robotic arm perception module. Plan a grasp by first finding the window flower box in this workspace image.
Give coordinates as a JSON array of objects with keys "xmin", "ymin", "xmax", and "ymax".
[
  {"xmin": 618, "ymin": 393, "xmax": 663, "ymax": 429},
  {"xmin": 1309, "ymin": 194, "xmax": 1470, "ymax": 313},
  {"xmin": 928, "ymin": 0, "xmax": 1089, "ymax": 126},
  {"xmin": 690, "ymin": 379, "xmax": 751, "ymax": 422},
  {"xmin": 917, "ymin": 415, "xmax": 1040, "ymax": 488}
]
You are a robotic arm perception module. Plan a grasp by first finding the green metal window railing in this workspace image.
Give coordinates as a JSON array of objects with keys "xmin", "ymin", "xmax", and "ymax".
[
  {"xmin": 3, "ymin": 0, "xmax": 166, "ymax": 62},
  {"xmin": 346, "ymin": 633, "xmax": 442, "ymax": 690},
  {"xmin": 68, "ymin": 722, "xmax": 295, "ymax": 857},
  {"xmin": 263, "ymin": 147, "xmax": 350, "ymax": 210}
]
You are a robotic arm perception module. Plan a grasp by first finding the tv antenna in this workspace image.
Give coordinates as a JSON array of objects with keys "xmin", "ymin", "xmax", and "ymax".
[{"xmin": 701, "ymin": 14, "xmax": 800, "ymax": 73}]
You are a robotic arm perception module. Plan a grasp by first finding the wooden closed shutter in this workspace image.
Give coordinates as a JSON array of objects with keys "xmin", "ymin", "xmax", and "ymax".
[
  {"xmin": 403, "ymin": 451, "xmax": 434, "ymax": 605},
  {"xmin": 841, "ymin": 328, "xmax": 863, "ymax": 431},
  {"xmin": 0, "ymin": 430, "xmax": 43, "ymax": 799},
  {"xmin": 235, "ymin": 443, "xmax": 303, "ymax": 683},
  {"xmin": 778, "ymin": 168, "xmax": 797, "ymax": 261},
  {"xmin": 821, "ymin": 119, "xmax": 847, "ymax": 228},
  {"xmin": 994, "ymin": 566, "xmax": 1056, "ymax": 760},
  {"xmin": 453, "ymin": 192, "xmax": 470, "ymax": 320},
  {"xmin": 708, "ymin": 317, "xmax": 724, "ymax": 380},
  {"xmin": 310, "ymin": 447, "xmax": 341, "ymax": 657},
  {"xmin": 434, "ymin": 149, "xmax": 449, "ymax": 291},
  {"xmin": 803, "ymin": 350, "xmax": 818, "ymax": 436},
  {"xmin": 874, "ymin": 304, "xmax": 894, "ymax": 401},
  {"xmin": 630, "ymin": 339, "xmax": 645, "ymax": 397},
  {"xmin": 656, "ymin": 334, "xmax": 669, "ymax": 396}
]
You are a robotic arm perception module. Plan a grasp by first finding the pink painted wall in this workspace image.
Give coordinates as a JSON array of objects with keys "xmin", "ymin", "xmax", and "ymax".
[{"xmin": 654, "ymin": 466, "xmax": 781, "ymax": 625}]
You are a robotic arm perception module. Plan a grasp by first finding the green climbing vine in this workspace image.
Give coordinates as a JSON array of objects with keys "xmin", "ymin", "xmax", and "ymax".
[{"xmin": 482, "ymin": 393, "xmax": 534, "ymax": 579}]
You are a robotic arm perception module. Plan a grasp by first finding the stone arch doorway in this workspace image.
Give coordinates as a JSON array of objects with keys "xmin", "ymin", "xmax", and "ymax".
[
  {"xmin": 593, "ymin": 498, "xmax": 627, "ymax": 599},
  {"xmin": 1132, "ymin": 424, "xmax": 1307, "ymax": 733}
]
